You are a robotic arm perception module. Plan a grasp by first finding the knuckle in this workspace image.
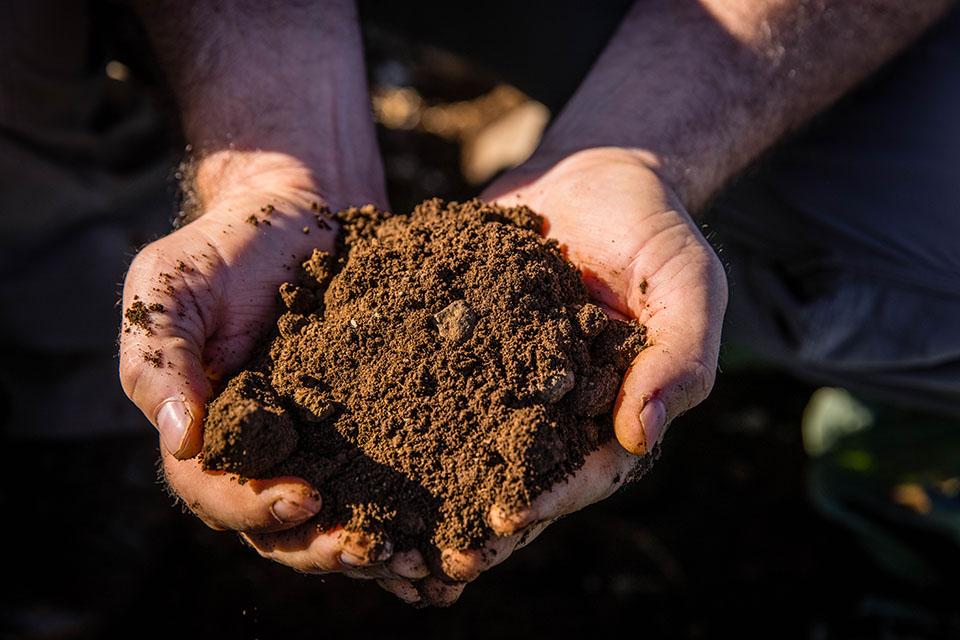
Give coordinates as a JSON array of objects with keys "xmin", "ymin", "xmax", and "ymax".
[
  {"xmin": 686, "ymin": 357, "xmax": 717, "ymax": 405},
  {"xmin": 196, "ymin": 512, "xmax": 228, "ymax": 532},
  {"xmin": 126, "ymin": 242, "xmax": 166, "ymax": 282},
  {"xmin": 302, "ymin": 564, "xmax": 333, "ymax": 575},
  {"xmin": 118, "ymin": 351, "xmax": 145, "ymax": 400},
  {"xmin": 707, "ymin": 253, "xmax": 730, "ymax": 308},
  {"xmin": 248, "ymin": 541, "xmax": 278, "ymax": 560},
  {"xmin": 180, "ymin": 493, "xmax": 227, "ymax": 531},
  {"xmin": 242, "ymin": 532, "xmax": 287, "ymax": 561}
]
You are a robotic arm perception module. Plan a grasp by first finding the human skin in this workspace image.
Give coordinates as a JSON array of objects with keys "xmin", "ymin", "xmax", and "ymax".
[
  {"xmin": 385, "ymin": 0, "xmax": 955, "ymax": 606},
  {"xmin": 118, "ymin": 0, "xmax": 417, "ymax": 575},
  {"xmin": 119, "ymin": 0, "xmax": 954, "ymax": 606}
]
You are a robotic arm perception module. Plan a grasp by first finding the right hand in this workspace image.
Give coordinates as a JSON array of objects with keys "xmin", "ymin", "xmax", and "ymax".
[
  {"xmin": 119, "ymin": 151, "xmax": 429, "ymax": 578},
  {"xmin": 394, "ymin": 146, "xmax": 729, "ymax": 606}
]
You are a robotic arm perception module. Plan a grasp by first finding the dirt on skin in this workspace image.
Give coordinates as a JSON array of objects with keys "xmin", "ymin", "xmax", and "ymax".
[
  {"xmin": 123, "ymin": 298, "xmax": 164, "ymax": 335},
  {"xmin": 201, "ymin": 198, "xmax": 648, "ymax": 562}
]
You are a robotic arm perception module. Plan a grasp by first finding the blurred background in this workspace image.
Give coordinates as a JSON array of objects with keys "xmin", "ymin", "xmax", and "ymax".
[{"xmin": 1, "ymin": 3, "xmax": 959, "ymax": 639}]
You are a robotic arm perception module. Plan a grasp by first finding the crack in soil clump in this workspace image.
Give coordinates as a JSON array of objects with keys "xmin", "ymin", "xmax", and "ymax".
[{"xmin": 202, "ymin": 198, "xmax": 647, "ymax": 560}]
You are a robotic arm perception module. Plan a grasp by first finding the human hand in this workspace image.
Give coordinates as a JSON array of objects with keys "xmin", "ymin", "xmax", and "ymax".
[
  {"xmin": 385, "ymin": 147, "xmax": 727, "ymax": 606},
  {"xmin": 120, "ymin": 151, "xmax": 412, "ymax": 574}
]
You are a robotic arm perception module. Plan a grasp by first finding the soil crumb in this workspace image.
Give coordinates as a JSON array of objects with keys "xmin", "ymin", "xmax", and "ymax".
[
  {"xmin": 142, "ymin": 348, "xmax": 164, "ymax": 368},
  {"xmin": 202, "ymin": 198, "xmax": 647, "ymax": 561},
  {"xmin": 124, "ymin": 300, "xmax": 164, "ymax": 334}
]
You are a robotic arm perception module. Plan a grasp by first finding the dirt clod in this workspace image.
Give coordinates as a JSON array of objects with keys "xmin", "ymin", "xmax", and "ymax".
[
  {"xmin": 203, "ymin": 371, "xmax": 299, "ymax": 478},
  {"xmin": 142, "ymin": 348, "xmax": 163, "ymax": 368},
  {"xmin": 124, "ymin": 300, "xmax": 163, "ymax": 334},
  {"xmin": 433, "ymin": 300, "xmax": 476, "ymax": 343},
  {"xmin": 202, "ymin": 198, "xmax": 647, "ymax": 561}
]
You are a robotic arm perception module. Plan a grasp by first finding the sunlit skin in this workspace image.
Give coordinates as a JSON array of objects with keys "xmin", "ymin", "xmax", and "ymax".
[
  {"xmin": 120, "ymin": 165, "xmax": 394, "ymax": 571},
  {"xmin": 119, "ymin": 152, "xmax": 725, "ymax": 604},
  {"xmin": 376, "ymin": 148, "xmax": 727, "ymax": 604},
  {"xmin": 120, "ymin": 0, "xmax": 951, "ymax": 607}
]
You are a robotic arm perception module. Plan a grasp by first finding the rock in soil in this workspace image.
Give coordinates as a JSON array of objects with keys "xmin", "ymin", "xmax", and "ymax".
[{"xmin": 202, "ymin": 198, "xmax": 647, "ymax": 564}]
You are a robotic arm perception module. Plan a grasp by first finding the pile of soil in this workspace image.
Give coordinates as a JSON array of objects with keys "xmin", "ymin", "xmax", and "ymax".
[{"xmin": 202, "ymin": 199, "xmax": 646, "ymax": 560}]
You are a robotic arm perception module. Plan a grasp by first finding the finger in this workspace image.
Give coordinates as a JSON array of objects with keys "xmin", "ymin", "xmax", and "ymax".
[
  {"xmin": 163, "ymin": 454, "xmax": 320, "ymax": 532},
  {"xmin": 243, "ymin": 524, "xmax": 393, "ymax": 574},
  {"xmin": 377, "ymin": 578, "xmax": 422, "ymax": 605},
  {"xmin": 441, "ymin": 515, "xmax": 556, "ymax": 585},
  {"xmin": 488, "ymin": 503, "xmax": 536, "ymax": 536},
  {"xmin": 489, "ymin": 443, "xmax": 637, "ymax": 536},
  {"xmin": 341, "ymin": 567, "xmax": 380, "ymax": 580},
  {"xmin": 614, "ymin": 247, "xmax": 727, "ymax": 455},
  {"xmin": 440, "ymin": 535, "xmax": 517, "ymax": 582},
  {"xmin": 338, "ymin": 529, "xmax": 394, "ymax": 567},
  {"xmin": 342, "ymin": 564, "xmax": 407, "ymax": 580},
  {"xmin": 417, "ymin": 577, "xmax": 466, "ymax": 607},
  {"xmin": 243, "ymin": 525, "xmax": 345, "ymax": 574},
  {"xmin": 119, "ymin": 249, "xmax": 215, "ymax": 459},
  {"xmin": 388, "ymin": 549, "xmax": 431, "ymax": 580}
]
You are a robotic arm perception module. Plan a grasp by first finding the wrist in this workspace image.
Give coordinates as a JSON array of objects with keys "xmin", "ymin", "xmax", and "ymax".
[
  {"xmin": 146, "ymin": 0, "xmax": 387, "ymax": 214},
  {"xmin": 193, "ymin": 151, "xmax": 318, "ymax": 208},
  {"xmin": 182, "ymin": 150, "xmax": 344, "ymax": 256},
  {"xmin": 190, "ymin": 149, "xmax": 386, "ymax": 215},
  {"xmin": 529, "ymin": 134, "xmax": 702, "ymax": 213},
  {"xmin": 509, "ymin": 146, "xmax": 679, "ymax": 205},
  {"xmin": 522, "ymin": 145, "xmax": 659, "ymax": 179}
]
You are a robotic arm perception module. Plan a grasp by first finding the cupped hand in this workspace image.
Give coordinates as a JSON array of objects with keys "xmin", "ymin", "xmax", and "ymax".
[
  {"xmin": 119, "ymin": 151, "xmax": 412, "ymax": 576},
  {"xmin": 394, "ymin": 146, "xmax": 727, "ymax": 606}
]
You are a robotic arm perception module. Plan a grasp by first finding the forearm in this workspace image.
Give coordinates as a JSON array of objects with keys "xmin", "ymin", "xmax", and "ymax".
[
  {"xmin": 534, "ymin": 0, "xmax": 955, "ymax": 212},
  {"xmin": 136, "ymin": 0, "xmax": 384, "ymax": 210}
]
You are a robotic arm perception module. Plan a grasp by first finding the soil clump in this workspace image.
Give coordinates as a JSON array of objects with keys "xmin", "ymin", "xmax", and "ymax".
[{"xmin": 202, "ymin": 199, "xmax": 646, "ymax": 560}]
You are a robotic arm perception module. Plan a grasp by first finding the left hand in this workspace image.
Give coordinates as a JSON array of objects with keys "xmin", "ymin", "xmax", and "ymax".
[
  {"xmin": 118, "ymin": 150, "xmax": 432, "ymax": 587},
  {"xmin": 383, "ymin": 147, "xmax": 727, "ymax": 606}
]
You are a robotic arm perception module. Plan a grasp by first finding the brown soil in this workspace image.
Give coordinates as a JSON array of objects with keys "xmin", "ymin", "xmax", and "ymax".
[
  {"xmin": 123, "ymin": 298, "xmax": 164, "ymax": 335},
  {"xmin": 201, "ymin": 198, "xmax": 646, "ymax": 561}
]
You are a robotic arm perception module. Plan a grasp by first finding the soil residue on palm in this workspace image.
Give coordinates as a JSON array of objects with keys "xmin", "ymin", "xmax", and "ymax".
[{"xmin": 201, "ymin": 198, "xmax": 647, "ymax": 559}]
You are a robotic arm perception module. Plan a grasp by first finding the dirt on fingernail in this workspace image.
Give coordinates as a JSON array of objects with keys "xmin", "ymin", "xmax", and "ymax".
[{"xmin": 201, "ymin": 198, "xmax": 647, "ymax": 560}]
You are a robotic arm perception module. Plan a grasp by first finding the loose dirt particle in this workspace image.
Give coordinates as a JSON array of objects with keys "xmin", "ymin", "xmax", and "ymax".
[
  {"xmin": 142, "ymin": 348, "xmax": 163, "ymax": 368},
  {"xmin": 433, "ymin": 300, "xmax": 476, "ymax": 344},
  {"xmin": 124, "ymin": 301, "xmax": 149, "ymax": 327},
  {"xmin": 203, "ymin": 198, "xmax": 648, "ymax": 564},
  {"xmin": 124, "ymin": 300, "xmax": 165, "ymax": 336}
]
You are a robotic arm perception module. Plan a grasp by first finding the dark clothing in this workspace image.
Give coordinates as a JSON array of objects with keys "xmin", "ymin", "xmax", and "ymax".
[
  {"xmin": 0, "ymin": 1, "xmax": 172, "ymax": 436},
  {"xmin": 713, "ymin": 9, "xmax": 960, "ymax": 413}
]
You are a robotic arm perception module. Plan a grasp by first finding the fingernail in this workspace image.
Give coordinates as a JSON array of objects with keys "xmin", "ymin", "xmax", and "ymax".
[
  {"xmin": 271, "ymin": 496, "xmax": 320, "ymax": 524},
  {"xmin": 339, "ymin": 537, "xmax": 392, "ymax": 567},
  {"xmin": 639, "ymin": 397, "xmax": 666, "ymax": 453},
  {"xmin": 339, "ymin": 550, "xmax": 367, "ymax": 567},
  {"xmin": 156, "ymin": 400, "xmax": 192, "ymax": 456}
]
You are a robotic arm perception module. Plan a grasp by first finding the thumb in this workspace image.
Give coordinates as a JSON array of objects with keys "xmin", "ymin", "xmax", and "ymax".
[
  {"xmin": 119, "ymin": 259, "xmax": 212, "ymax": 459},
  {"xmin": 613, "ymin": 342, "xmax": 715, "ymax": 456},
  {"xmin": 613, "ymin": 268, "xmax": 726, "ymax": 456}
]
